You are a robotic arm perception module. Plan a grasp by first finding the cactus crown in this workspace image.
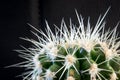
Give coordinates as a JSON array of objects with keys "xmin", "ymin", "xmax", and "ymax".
[{"xmin": 11, "ymin": 8, "xmax": 120, "ymax": 80}]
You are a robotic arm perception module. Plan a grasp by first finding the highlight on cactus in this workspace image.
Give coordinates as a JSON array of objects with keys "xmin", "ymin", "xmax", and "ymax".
[{"xmin": 9, "ymin": 8, "xmax": 120, "ymax": 80}]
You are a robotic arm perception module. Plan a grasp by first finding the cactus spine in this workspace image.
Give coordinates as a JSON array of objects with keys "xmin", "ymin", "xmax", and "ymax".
[{"xmin": 13, "ymin": 8, "xmax": 120, "ymax": 80}]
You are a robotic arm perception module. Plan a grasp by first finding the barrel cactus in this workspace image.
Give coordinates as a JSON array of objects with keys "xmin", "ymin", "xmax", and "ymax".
[{"xmin": 12, "ymin": 8, "xmax": 120, "ymax": 80}]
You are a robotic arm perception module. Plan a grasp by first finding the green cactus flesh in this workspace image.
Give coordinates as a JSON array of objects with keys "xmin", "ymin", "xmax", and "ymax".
[
  {"xmin": 33, "ymin": 44, "xmax": 120, "ymax": 80},
  {"xmin": 14, "ymin": 8, "xmax": 120, "ymax": 80}
]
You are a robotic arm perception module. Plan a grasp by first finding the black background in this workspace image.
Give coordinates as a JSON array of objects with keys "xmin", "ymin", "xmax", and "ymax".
[{"xmin": 0, "ymin": 0, "xmax": 120, "ymax": 80}]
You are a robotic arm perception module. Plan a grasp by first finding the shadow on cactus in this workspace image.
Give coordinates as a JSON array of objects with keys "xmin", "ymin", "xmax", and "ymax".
[{"xmin": 8, "ymin": 7, "xmax": 120, "ymax": 80}]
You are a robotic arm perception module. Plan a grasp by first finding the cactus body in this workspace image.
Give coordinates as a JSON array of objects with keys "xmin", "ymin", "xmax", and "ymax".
[{"xmin": 13, "ymin": 9, "xmax": 120, "ymax": 80}]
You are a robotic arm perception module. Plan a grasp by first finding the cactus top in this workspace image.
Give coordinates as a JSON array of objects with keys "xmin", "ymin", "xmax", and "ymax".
[{"xmin": 10, "ymin": 8, "xmax": 120, "ymax": 80}]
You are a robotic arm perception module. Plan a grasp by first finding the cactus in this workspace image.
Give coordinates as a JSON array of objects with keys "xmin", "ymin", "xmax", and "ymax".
[{"xmin": 12, "ymin": 8, "xmax": 120, "ymax": 80}]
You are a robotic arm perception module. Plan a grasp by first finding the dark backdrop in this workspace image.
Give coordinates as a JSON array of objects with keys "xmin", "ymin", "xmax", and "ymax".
[{"xmin": 0, "ymin": 0, "xmax": 120, "ymax": 80}]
